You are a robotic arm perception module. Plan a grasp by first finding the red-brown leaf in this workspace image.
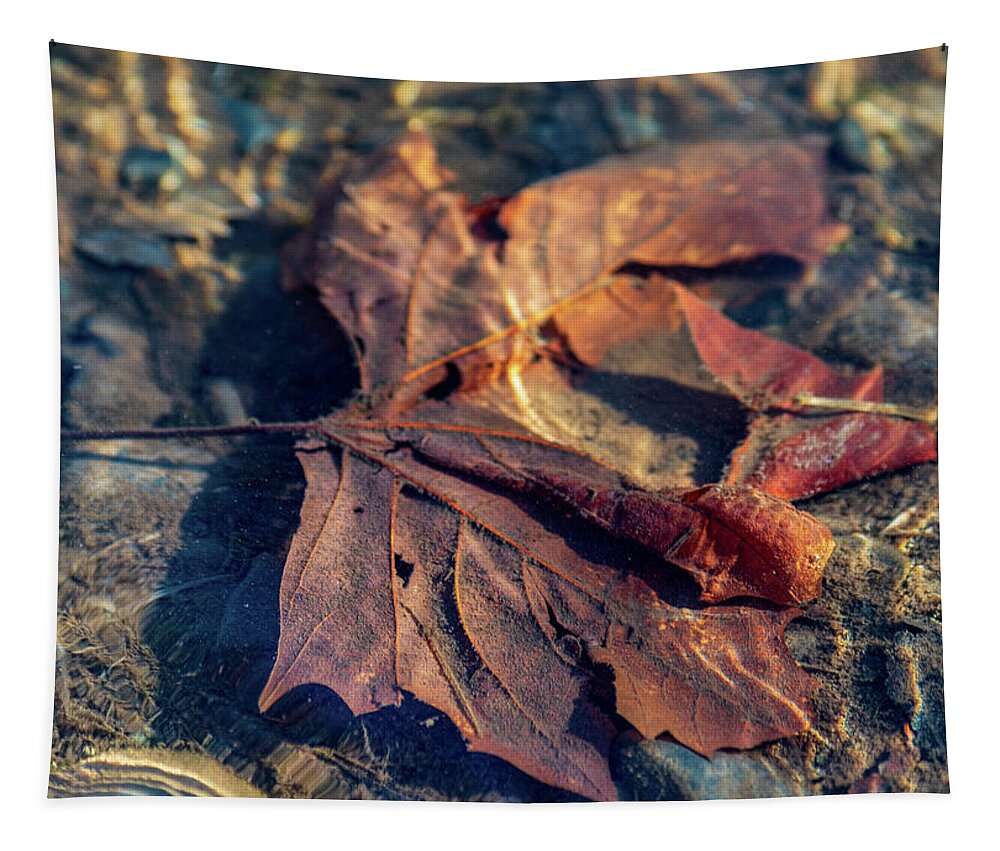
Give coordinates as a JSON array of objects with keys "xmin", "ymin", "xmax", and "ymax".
[
  {"xmin": 258, "ymin": 447, "xmax": 400, "ymax": 716},
  {"xmin": 727, "ymin": 413, "xmax": 939, "ymax": 500},
  {"xmin": 258, "ymin": 131, "xmax": 883, "ymax": 800},
  {"xmin": 546, "ymin": 276, "xmax": 937, "ymax": 499},
  {"xmin": 258, "ymin": 404, "xmax": 830, "ymax": 798},
  {"xmin": 286, "ymin": 130, "xmax": 935, "ymax": 501},
  {"xmin": 284, "ymin": 129, "xmax": 849, "ymax": 394},
  {"xmin": 668, "ymin": 282, "xmax": 938, "ymax": 498}
]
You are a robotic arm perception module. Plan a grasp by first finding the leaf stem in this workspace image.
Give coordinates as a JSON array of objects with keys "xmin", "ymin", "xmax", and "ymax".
[
  {"xmin": 791, "ymin": 392, "xmax": 937, "ymax": 424},
  {"xmin": 61, "ymin": 421, "xmax": 324, "ymax": 442}
]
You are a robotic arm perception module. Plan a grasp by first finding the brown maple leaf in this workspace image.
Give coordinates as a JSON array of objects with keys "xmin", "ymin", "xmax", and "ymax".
[
  {"xmin": 285, "ymin": 129, "xmax": 933, "ymax": 497},
  {"xmin": 254, "ymin": 130, "xmax": 882, "ymax": 800},
  {"xmin": 257, "ymin": 409, "xmax": 830, "ymax": 801},
  {"xmin": 281, "ymin": 129, "xmax": 851, "ymax": 394}
]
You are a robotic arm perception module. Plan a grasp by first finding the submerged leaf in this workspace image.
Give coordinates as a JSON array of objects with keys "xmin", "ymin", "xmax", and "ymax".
[
  {"xmin": 539, "ymin": 276, "xmax": 937, "ymax": 499},
  {"xmin": 284, "ymin": 129, "xmax": 849, "ymax": 393},
  {"xmin": 260, "ymin": 414, "xmax": 825, "ymax": 799},
  {"xmin": 259, "ymin": 130, "xmax": 930, "ymax": 799},
  {"xmin": 668, "ymin": 281, "xmax": 938, "ymax": 499},
  {"xmin": 728, "ymin": 412, "xmax": 939, "ymax": 500}
]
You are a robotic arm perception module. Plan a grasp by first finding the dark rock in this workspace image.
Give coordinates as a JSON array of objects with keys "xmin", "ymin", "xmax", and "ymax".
[
  {"xmin": 220, "ymin": 97, "xmax": 285, "ymax": 154},
  {"xmin": 75, "ymin": 227, "xmax": 175, "ymax": 270},
  {"xmin": 832, "ymin": 117, "xmax": 874, "ymax": 171},
  {"xmin": 613, "ymin": 737, "xmax": 809, "ymax": 800},
  {"xmin": 119, "ymin": 146, "xmax": 173, "ymax": 196}
]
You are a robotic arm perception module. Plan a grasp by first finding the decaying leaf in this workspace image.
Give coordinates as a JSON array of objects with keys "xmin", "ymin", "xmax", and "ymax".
[
  {"xmin": 258, "ymin": 413, "xmax": 827, "ymax": 800},
  {"xmin": 283, "ymin": 129, "xmax": 933, "ymax": 498},
  {"xmin": 282, "ymin": 129, "xmax": 850, "ymax": 394},
  {"xmin": 672, "ymin": 282, "xmax": 938, "ymax": 499},
  {"xmin": 543, "ymin": 275, "xmax": 938, "ymax": 499},
  {"xmin": 250, "ymin": 129, "xmax": 934, "ymax": 800}
]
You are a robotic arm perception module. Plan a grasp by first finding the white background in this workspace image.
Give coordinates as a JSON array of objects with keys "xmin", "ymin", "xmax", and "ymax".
[{"xmin": 2, "ymin": 2, "xmax": 993, "ymax": 849}]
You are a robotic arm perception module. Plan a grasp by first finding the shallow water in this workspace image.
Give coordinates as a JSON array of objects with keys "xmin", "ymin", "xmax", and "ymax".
[{"xmin": 52, "ymin": 43, "xmax": 946, "ymax": 799}]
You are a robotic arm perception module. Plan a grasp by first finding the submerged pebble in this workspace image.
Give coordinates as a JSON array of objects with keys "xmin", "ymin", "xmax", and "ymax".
[
  {"xmin": 75, "ymin": 227, "xmax": 175, "ymax": 271},
  {"xmin": 118, "ymin": 146, "xmax": 173, "ymax": 196},
  {"xmin": 832, "ymin": 118, "xmax": 875, "ymax": 171},
  {"xmin": 613, "ymin": 737, "xmax": 808, "ymax": 800},
  {"xmin": 205, "ymin": 377, "xmax": 249, "ymax": 425},
  {"xmin": 220, "ymin": 97, "xmax": 286, "ymax": 154}
]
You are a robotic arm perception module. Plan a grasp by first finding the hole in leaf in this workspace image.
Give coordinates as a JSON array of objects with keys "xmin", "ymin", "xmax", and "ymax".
[
  {"xmin": 467, "ymin": 196, "xmax": 510, "ymax": 243},
  {"xmin": 423, "ymin": 362, "xmax": 462, "ymax": 401},
  {"xmin": 394, "ymin": 554, "xmax": 415, "ymax": 588}
]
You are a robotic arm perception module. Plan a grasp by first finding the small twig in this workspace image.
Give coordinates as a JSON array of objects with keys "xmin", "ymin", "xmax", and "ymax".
[
  {"xmin": 791, "ymin": 392, "xmax": 937, "ymax": 424},
  {"xmin": 61, "ymin": 421, "xmax": 324, "ymax": 442}
]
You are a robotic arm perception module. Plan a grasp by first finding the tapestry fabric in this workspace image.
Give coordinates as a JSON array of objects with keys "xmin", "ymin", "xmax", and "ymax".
[{"xmin": 50, "ymin": 43, "xmax": 947, "ymax": 801}]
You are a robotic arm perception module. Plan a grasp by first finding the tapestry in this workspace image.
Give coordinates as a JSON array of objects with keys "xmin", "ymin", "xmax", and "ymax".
[{"xmin": 50, "ymin": 43, "xmax": 947, "ymax": 801}]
